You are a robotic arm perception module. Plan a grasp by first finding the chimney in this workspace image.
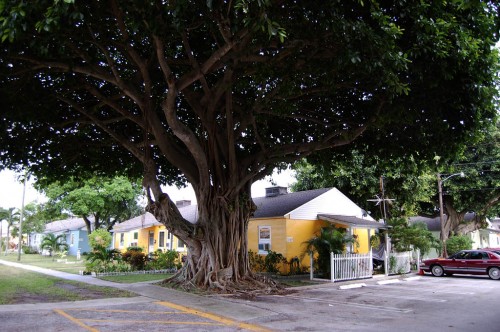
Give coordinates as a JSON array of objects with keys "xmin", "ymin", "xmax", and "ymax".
[
  {"xmin": 175, "ymin": 200, "xmax": 191, "ymax": 208},
  {"xmin": 265, "ymin": 186, "xmax": 288, "ymax": 197}
]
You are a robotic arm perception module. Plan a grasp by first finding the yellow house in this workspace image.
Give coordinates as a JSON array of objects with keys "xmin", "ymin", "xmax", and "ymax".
[
  {"xmin": 112, "ymin": 203, "xmax": 195, "ymax": 258},
  {"xmin": 248, "ymin": 187, "xmax": 386, "ymax": 270}
]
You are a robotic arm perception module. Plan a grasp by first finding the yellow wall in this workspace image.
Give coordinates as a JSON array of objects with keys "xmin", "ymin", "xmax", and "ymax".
[
  {"xmin": 114, "ymin": 225, "xmax": 187, "ymax": 257},
  {"xmin": 248, "ymin": 217, "xmax": 374, "ymax": 273},
  {"xmin": 353, "ymin": 228, "xmax": 370, "ymax": 254}
]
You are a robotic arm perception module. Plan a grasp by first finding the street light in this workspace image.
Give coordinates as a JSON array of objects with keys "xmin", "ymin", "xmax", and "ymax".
[{"xmin": 437, "ymin": 172, "xmax": 465, "ymax": 258}]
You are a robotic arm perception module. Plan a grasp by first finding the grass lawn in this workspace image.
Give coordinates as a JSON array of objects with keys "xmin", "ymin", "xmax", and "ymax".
[
  {"xmin": 0, "ymin": 265, "xmax": 135, "ymax": 305},
  {"xmin": 99, "ymin": 273, "xmax": 173, "ymax": 283},
  {"xmin": 0, "ymin": 252, "xmax": 86, "ymax": 274}
]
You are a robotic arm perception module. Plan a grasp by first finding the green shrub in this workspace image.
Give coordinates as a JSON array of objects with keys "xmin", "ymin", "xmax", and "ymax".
[
  {"xmin": 446, "ymin": 235, "xmax": 473, "ymax": 256},
  {"xmin": 264, "ymin": 250, "xmax": 286, "ymax": 273},
  {"xmin": 147, "ymin": 249, "xmax": 179, "ymax": 270},
  {"xmin": 248, "ymin": 250, "xmax": 265, "ymax": 272},
  {"xmin": 122, "ymin": 250, "xmax": 147, "ymax": 270},
  {"xmin": 126, "ymin": 246, "xmax": 143, "ymax": 252},
  {"xmin": 88, "ymin": 229, "xmax": 112, "ymax": 250},
  {"xmin": 22, "ymin": 245, "xmax": 39, "ymax": 254}
]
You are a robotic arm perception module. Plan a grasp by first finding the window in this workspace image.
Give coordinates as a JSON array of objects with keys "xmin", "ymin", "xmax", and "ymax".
[
  {"xmin": 119, "ymin": 233, "xmax": 124, "ymax": 247},
  {"xmin": 70, "ymin": 234, "xmax": 75, "ymax": 246},
  {"xmin": 178, "ymin": 238, "xmax": 185, "ymax": 248},
  {"xmin": 133, "ymin": 232, "xmax": 138, "ymax": 240},
  {"xmin": 258, "ymin": 226, "xmax": 271, "ymax": 254},
  {"xmin": 159, "ymin": 231, "xmax": 165, "ymax": 248}
]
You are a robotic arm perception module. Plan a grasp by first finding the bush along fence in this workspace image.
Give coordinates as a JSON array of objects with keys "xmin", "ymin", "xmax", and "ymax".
[
  {"xmin": 388, "ymin": 251, "xmax": 411, "ymax": 275},
  {"xmin": 309, "ymin": 250, "xmax": 412, "ymax": 282},
  {"xmin": 81, "ymin": 268, "xmax": 177, "ymax": 277}
]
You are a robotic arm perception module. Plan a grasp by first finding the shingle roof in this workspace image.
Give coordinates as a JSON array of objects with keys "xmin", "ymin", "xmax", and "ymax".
[
  {"xmin": 44, "ymin": 218, "xmax": 88, "ymax": 233},
  {"xmin": 318, "ymin": 214, "xmax": 387, "ymax": 229},
  {"xmin": 252, "ymin": 188, "xmax": 331, "ymax": 218},
  {"xmin": 112, "ymin": 205, "xmax": 198, "ymax": 232}
]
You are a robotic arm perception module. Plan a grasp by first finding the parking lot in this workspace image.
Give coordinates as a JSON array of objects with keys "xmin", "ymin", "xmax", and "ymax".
[{"xmin": 1, "ymin": 274, "xmax": 499, "ymax": 331}]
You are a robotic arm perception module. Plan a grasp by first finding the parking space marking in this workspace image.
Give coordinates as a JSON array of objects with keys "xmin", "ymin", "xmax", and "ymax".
[
  {"xmin": 156, "ymin": 301, "xmax": 272, "ymax": 332},
  {"xmin": 55, "ymin": 305, "xmax": 251, "ymax": 331},
  {"xmin": 276, "ymin": 295, "xmax": 412, "ymax": 313},
  {"xmin": 53, "ymin": 309, "xmax": 98, "ymax": 332},
  {"xmin": 367, "ymin": 283, "xmax": 475, "ymax": 295}
]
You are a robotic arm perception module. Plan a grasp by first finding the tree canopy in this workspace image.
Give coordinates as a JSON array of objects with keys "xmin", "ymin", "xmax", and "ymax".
[
  {"xmin": 0, "ymin": 0, "xmax": 498, "ymax": 291},
  {"xmin": 37, "ymin": 175, "xmax": 143, "ymax": 233}
]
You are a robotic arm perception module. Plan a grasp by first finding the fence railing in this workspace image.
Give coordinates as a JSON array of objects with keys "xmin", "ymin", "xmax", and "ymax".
[
  {"xmin": 309, "ymin": 251, "xmax": 373, "ymax": 282},
  {"xmin": 388, "ymin": 251, "xmax": 411, "ymax": 275}
]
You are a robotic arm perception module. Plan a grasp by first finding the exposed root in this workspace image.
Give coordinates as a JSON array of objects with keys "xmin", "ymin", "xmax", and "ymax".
[{"xmin": 157, "ymin": 272, "xmax": 289, "ymax": 298}]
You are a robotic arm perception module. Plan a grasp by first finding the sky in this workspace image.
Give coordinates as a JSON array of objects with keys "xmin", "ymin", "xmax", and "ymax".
[{"xmin": 0, "ymin": 168, "xmax": 296, "ymax": 210}]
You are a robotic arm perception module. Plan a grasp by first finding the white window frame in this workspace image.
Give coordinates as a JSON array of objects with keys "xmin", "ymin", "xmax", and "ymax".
[
  {"xmin": 258, "ymin": 226, "xmax": 271, "ymax": 254},
  {"xmin": 158, "ymin": 231, "xmax": 166, "ymax": 248}
]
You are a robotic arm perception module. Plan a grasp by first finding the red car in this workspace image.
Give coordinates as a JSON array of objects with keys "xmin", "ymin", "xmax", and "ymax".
[{"xmin": 420, "ymin": 249, "xmax": 500, "ymax": 280}]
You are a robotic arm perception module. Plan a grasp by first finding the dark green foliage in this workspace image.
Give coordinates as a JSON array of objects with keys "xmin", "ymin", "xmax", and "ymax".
[
  {"xmin": 388, "ymin": 218, "xmax": 440, "ymax": 256},
  {"xmin": 122, "ymin": 250, "xmax": 147, "ymax": 271},
  {"xmin": 40, "ymin": 233, "xmax": 68, "ymax": 260},
  {"xmin": 263, "ymin": 250, "xmax": 286, "ymax": 273},
  {"xmin": 446, "ymin": 235, "xmax": 473, "ymax": 256},
  {"xmin": 302, "ymin": 226, "xmax": 356, "ymax": 276},
  {"xmin": 85, "ymin": 246, "xmax": 121, "ymax": 272},
  {"xmin": 147, "ymin": 249, "xmax": 179, "ymax": 270}
]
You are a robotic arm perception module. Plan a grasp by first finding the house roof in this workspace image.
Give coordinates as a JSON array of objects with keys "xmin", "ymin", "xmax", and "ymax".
[
  {"xmin": 112, "ymin": 212, "xmax": 160, "ymax": 232},
  {"xmin": 318, "ymin": 214, "xmax": 387, "ymax": 229},
  {"xmin": 115, "ymin": 187, "xmax": 376, "ymax": 230},
  {"xmin": 409, "ymin": 212, "xmax": 480, "ymax": 232},
  {"xmin": 44, "ymin": 218, "xmax": 88, "ymax": 233},
  {"xmin": 252, "ymin": 188, "xmax": 331, "ymax": 218},
  {"xmin": 112, "ymin": 205, "xmax": 199, "ymax": 232}
]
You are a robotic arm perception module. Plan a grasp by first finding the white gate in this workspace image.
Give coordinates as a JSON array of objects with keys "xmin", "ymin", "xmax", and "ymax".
[{"xmin": 309, "ymin": 251, "xmax": 373, "ymax": 282}]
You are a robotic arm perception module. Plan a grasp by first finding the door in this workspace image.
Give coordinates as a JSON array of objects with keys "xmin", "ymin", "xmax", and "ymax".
[{"xmin": 148, "ymin": 231, "xmax": 155, "ymax": 254}]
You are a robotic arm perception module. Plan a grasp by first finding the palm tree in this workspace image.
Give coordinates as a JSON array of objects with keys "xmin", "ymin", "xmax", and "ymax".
[
  {"xmin": 0, "ymin": 208, "xmax": 19, "ymax": 255},
  {"xmin": 303, "ymin": 225, "xmax": 357, "ymax": 277},
  {"xmin": 40, "ymin": 233, "xmax": 68, "ymax": 261}
]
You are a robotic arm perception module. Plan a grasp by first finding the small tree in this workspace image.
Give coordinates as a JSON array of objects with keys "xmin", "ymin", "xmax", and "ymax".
[
  {"xmin": 40, "ymin": 233, "xmax": 69, "ymax": 261},
  {"xmin": 85, "ymin": 228, "xmax": 118, "ymax": 272},
  {"xmin": 303, "ymin": 226, "xmax": 356, "ymax": 277},
  {"xmin": 446, "ymin": 235, "xmax": 473, "ymax": 256},
  {"xmin": 388, "ymin": 218, "xmax": 439, "ymax": 256}
]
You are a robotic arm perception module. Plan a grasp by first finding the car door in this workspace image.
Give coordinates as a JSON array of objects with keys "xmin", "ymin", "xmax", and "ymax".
[
  {"xmin": 444, "ymin": 251, "xmax": 469, "ymax": 274},
  {"xmin": 466, "ymin": 251, "xmax": 488, "ymax": 275}
]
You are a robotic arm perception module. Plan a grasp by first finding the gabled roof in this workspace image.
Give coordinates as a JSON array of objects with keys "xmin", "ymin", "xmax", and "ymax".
[
  {"xmin": 112, "ymin": 212, "xmax": 160, "ymax": 232},
  {"xmin": 44, "ymin": 218, "xmax": 88, "ymax": 233},
  {"xmin": 252, "ymin": 188, "xmax": 331, "ymax": 218},
  {"xmin": 112, "ymin": 205, "xmax": 198, "ymax": 232}
]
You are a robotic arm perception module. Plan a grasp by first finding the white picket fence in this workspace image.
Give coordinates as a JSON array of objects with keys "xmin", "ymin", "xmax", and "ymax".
[{"xmin": 309, "ymin": 251, "xmax": 373, "ymax": 282}]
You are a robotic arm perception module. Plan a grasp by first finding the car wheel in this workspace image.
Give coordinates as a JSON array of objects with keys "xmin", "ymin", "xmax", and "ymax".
[
  {"xmin": 431, "ymin": 264, "xmax": 444, "ymax": 277},
  {"xmin": 488, "ymin": 267, "xmax": 500, "ymax": 280}
]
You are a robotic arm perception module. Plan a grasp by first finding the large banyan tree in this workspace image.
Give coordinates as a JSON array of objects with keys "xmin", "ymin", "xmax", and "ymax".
[{"xmin": 0, "ymin": 1, "xmax": 498, "ymax": 291}]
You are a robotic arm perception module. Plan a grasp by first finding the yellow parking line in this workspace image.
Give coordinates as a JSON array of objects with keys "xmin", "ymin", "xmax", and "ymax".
[
  {"xmin": 53, "ymin": 309, "xmax": 99, "ymax": 332},
  {"xmin": 156, "ymin": 301, "xmax": 273, "ymax": 332},
  {"xmin": 65, "ymin": 308, "xmax": 178, "ymax": 314},
  {"xmin": 82, "ymin": 318, "xmax": 225, "ymax": 326}
]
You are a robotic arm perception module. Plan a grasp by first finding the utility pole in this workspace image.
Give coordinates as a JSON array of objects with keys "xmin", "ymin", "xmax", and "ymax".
[{"xmin": 17, "ymin": 171, "xmax": 27, "ymax": 261}]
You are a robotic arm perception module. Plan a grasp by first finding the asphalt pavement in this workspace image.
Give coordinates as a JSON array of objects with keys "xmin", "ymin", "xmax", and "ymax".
[{"xmin": 3, "ymin": 259, "xmax": 500, "ymax": 331}]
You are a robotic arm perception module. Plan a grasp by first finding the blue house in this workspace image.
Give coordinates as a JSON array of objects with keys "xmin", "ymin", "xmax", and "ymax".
[{"xmin": 30, "ymin": 217, "xmax": 91, "ymax": 256}]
